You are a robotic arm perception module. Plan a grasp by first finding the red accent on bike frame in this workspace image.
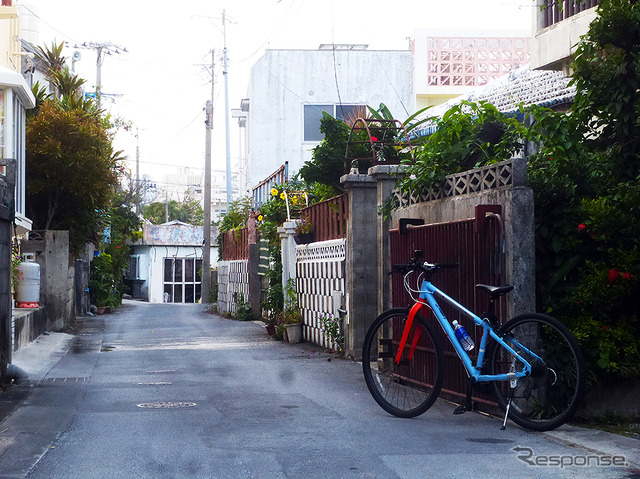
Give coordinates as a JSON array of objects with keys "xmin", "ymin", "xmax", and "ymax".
[{"xmin": 395, "ymin": 301, "xmax": 427, "ymax": 365}]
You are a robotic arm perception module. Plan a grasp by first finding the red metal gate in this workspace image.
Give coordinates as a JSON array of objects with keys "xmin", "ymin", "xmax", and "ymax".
[{"xmin": 389, "ymin": 205, "xmax": 506, "ymax": 407}]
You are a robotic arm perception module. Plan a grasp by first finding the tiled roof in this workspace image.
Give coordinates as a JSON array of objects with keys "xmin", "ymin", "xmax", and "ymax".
[{"xmin": 414, "ymin": 65, "xmax": 576, "ymax": 137}]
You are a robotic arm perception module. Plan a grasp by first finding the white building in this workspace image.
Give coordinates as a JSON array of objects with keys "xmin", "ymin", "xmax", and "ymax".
[
  {"xmin": 128, "ymin": 222, "xmax": 218, "ymax": 304},
  {"xmin": 411, "ymin": 29, "xmax": 530, "ymax": 110},
  {"xmin": 1, "ymin": 4, "xmax": 36, "ymax": 236},
  {"xmin": 244, "ymin": 45, "xmax": 412, "ymax": 190},
  {"xmin": 530, "ymin": 0, "xmax": 598, "ymax": 73}
]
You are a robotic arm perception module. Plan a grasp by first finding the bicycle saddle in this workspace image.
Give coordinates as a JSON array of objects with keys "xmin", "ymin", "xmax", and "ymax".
[{"xmin": 476, "ymin": 284, "xmax": 514, "ymax": 300}]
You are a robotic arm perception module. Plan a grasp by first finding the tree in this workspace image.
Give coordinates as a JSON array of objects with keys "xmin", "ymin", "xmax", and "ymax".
[
  {"xmin": 26, "ymin": 99, "xmax": 121, "ymax": 256},
  {"xmin": 526, "ymin": 0, "xmax": 640, "ymax": 381},
  {"xmin": 299, "ymin": 112, "xmax": 352, "ymax": 194},
  {"xmin": 141, "ymin": 197, "xmax": 204, "ymax": 225}
]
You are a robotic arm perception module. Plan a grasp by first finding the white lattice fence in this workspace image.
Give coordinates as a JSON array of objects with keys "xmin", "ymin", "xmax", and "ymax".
[
  {"xmin": 217, "ymin": 260, "xmax": 249, "ymax": 315},
  {"xmin": 295, "ymin": 239, "xmax": 346, "ymax": 349}
]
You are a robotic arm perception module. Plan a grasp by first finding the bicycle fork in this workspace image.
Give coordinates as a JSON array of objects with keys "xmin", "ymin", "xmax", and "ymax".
[{"xmin": 394, "ymin": 302, "xmax": 426, "ymax": 365}]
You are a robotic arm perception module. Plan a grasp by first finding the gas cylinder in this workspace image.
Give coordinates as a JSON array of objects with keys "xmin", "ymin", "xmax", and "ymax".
[{"xmin": 15, "ymin": 253, "xmax": 40, "ymax": 308}]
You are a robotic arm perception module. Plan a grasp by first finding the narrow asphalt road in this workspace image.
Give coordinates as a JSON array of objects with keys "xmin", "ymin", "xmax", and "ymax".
[{"xmin": 0, "ymin": 301, "xmax": 637, "ymax": 478}]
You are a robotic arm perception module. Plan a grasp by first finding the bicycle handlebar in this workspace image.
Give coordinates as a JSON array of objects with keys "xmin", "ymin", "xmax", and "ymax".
[{"xmin": 392, "ymin": 261, "xmax": 458, "ymax": 276}]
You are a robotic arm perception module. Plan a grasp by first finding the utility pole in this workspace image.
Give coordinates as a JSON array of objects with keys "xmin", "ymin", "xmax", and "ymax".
[
  {"xmin": 75, "ymin": 42, "xmax": 127, "ymax": 109},
  {"xmin": 222, "ymin": 10, "xmax": 233, "ymax": 211},
  {"xmin": 202, "ymin": 50, "xmax": 215, "ymax": 304},
  {"xmin": 135, "ymin": 128, "xmax": 140, "ymax": 215}
]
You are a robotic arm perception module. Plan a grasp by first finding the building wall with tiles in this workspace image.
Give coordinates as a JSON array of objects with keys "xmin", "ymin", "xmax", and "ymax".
[
  {"xmin": 295, "ymin": 239, "xmax": 346, "ymax": 349},
  {"xmin": 217, "ymin": 259, "xmax": 249, "ymax": 316}
]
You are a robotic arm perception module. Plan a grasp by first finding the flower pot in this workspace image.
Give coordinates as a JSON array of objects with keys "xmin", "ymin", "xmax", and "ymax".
[
  {"xmin": 96, "ymin": 306, "xmax": 107, "ymax": 315},
  {"xmin": 265, "ymin": 324, "xmax": 276, "ymax": 336},
  {"xmin": 294, "ymin": 232, "xmax": 315, "ymax": 245},
  {"xmin": 284, "ymin": 322, "xmax": 303, "ymax": 343}
]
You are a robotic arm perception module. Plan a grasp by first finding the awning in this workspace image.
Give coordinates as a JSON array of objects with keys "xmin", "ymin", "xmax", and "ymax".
[{"xmin": 0, "ymin": 64, "xmax": 36, "ymax": 109}]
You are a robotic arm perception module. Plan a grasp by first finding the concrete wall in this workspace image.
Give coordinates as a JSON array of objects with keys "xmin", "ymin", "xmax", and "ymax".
[
  {"xmin": 217, "ymin": 260, "xmax": 249, "ymax": 316},
  {"xmin": 12, "ymin": 307, "xmax": 46, "ymax": 351},
  {"xmin": 246, "ymin": 48, "xmax": 412, "ymax": 189},
  {"xmin": 22, "ymin": 231, "xmax": 73, "ymax": 332}
]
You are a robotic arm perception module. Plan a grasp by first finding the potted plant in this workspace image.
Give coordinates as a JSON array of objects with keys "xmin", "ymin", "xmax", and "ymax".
[
  {"xmin": 294, "ymin": 218, "xmax": 315, "ymax": 245},
  {"xmin": 281, "ymin": 278, "xmax": 303, "ymax": 343}
]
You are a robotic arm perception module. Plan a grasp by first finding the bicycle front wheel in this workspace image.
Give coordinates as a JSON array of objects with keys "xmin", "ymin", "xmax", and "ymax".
[
  {"xmin": 362, "ymin": 308, "xmax": 444, "ymax": 418},
  {"xmin": 489, "ymin": 314, "xmax": 586, "ymax": 431}
]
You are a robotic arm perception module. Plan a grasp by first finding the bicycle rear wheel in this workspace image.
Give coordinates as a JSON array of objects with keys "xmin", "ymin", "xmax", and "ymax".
[
  {"xmin": 489, "ymin": 314, "xmax": 586, "ymax": 431},
  {"xmin": 362, "ymin": 307, "xmax": 444, "ymax": 418}
]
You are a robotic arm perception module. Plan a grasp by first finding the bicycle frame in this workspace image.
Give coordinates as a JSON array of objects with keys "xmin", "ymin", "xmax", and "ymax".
[{"xmin": 398, "ymin": 278, "xmax": 537, "ymax": 383}]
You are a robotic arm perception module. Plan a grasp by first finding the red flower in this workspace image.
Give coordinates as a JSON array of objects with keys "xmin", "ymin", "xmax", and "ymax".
[
  {"xmin": 602, "ymin": 326, "xmax": 610, "ymax": 331},
  {"xmin": 371, "ymin": 136, "xmax": 378, "ymax": 142},
  {"xmin": 623, "ymin": 272, "xmax": 633, "ymax": 280},
  {"xmin": 578, "ymin": 223, "xmax": 586, "ymax": 232},
  {"xmin": 609, "ymin": 269, "xmax": 618, "ymax": 282}
]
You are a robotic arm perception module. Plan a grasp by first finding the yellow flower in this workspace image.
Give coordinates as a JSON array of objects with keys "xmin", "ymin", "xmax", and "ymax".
[
  {"xmin": 271, "ymin": 188, "xmax": 278, "ymax": 197},
  {"xmin": 291, "ymin": 197, "xmax": 298, "ymax": 205},
  {"xmin": 258, "ymin": 215, "xmax": 263, "ymax": 222},
  {"xmin": 280, "ymin": 192, "xmax": 286, "ymax": 200}
]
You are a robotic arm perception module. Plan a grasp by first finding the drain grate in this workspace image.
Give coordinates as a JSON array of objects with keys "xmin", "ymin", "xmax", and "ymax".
[
  {"xmin": 137, "ymin": 382, "xmax": 172, "ymax": 386},
  {"xmin": 145, "ymin": 369, "xmax": 177, "ymax": 374},
  {"xmin": 136, "ymin": 401, "xmax": 196, "ymax": 409}
]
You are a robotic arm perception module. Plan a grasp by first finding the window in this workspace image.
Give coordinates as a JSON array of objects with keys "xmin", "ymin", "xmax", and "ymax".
[
  {"xmin": 163, "ymin": 257, "xmax": 203, "ymax": 303},
  {"xmin": 303, "ymin": 104, "xmax": 332, "ymax": 142},
  {"xmin": 126, "ymin": 255, "xmax": 140, "ymax": 280},
  {"xmin": 304, "ymin": 104, "xmax": 366, "ymax": 142}
]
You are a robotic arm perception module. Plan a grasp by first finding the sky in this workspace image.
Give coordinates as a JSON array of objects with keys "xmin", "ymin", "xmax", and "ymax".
[{"xmin": 18, "ymin": 0, "xmax": 533, "ymax": 197}]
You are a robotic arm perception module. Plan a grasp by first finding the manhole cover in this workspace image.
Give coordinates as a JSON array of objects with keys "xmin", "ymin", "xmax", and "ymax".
[{"xmin": 136, "ymin": 401, "xmax": 196, "ymax": 409}]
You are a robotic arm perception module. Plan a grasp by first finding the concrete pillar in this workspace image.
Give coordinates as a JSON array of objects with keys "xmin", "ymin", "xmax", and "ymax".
[
  {"xmin": 277, "ymin": 221, "xmax": 298, "ymax": 300},
  {"xmin": 370, "ymin": 164, "xmax": 409, "ymax": 314},
  {"xmin": 247, "ymin": 217, "xmax": 262, "ymax": 319},
  {"xmin": 22, "ymin": 231, "xmax": 72, "ymax": 331},
  {"xmin": 341, "ymin": 173, "xmax": 377, "ymax": 360}
]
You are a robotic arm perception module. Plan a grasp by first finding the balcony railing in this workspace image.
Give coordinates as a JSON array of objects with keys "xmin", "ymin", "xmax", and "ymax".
[{"xmin": 542, "ymin": 0, "xmax": 598, "ymax": 28}]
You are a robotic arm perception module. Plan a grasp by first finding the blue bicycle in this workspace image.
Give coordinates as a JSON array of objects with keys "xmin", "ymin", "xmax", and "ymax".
[{"xmin": 362, "ymin": 250, "xmax": 586, "ymax": 431}]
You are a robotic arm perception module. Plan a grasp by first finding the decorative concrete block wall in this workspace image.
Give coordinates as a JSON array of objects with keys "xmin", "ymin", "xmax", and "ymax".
[
  {"xmin": 295, "ymin": 239, "xmax": 346, "ymax": 349},
  {"xmin": 217, "ymin": 259, "xmax": 249, "ymax": 316}
]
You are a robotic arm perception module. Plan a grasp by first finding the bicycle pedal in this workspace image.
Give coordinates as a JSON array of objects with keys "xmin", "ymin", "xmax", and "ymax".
[{"xmin": 453, "ymin": 405, "xmax": 467, "ymax": 415}]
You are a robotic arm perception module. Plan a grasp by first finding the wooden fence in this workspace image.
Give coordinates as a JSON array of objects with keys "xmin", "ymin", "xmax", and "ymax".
[
  {"xmin": 221, "ymin": 227, "xmax": 249, "ymax": 261},
  {"xmin": 301, "ymin": 193, "xmax": 348, "ymax": 242}
]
